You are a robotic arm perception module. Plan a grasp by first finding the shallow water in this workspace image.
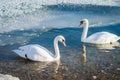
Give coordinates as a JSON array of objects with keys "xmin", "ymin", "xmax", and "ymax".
[
  {"xmin": 0, "ymin": 25, "xmax": 120, "ymax": 80},
  {"xmin": 0, "ymin": 0, "xmax": 120, "ymax": 80}
]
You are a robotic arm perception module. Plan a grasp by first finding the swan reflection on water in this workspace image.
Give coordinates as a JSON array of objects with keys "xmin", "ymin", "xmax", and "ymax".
[
  {"xmin": 17, "ymin": 59, "xmax": 60, "ymax": 73},
  {"xmin": 81, "ymin": 43, "xmax": 87, "ymax": 63},
  {"xmin": 80, "ymin": 41, "xmax": 120, "ymax": 63}
]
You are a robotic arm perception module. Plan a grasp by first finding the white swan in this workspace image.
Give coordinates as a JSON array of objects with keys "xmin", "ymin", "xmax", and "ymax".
[
  {"xmin": 13, "ymin": 35, "xmax": 66, "ymax": 62},
  {"xmin": 80, "ymin": 19, "xmax": 120, "ymax": 44}
]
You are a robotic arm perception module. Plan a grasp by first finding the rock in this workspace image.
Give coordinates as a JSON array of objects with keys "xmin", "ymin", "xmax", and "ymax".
[{"xmin": 0, "ymin": 74, "xmax": 19, "ymax": 80}]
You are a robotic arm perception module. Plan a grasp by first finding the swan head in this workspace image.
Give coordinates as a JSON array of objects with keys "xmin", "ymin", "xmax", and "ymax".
[
  {"xmin": 80, "ymin": 19, "xmax": 89, "ymax": 26},
  {"xmin": 55, "ymin": 35, "xmax": 66, "ymax": 46}
]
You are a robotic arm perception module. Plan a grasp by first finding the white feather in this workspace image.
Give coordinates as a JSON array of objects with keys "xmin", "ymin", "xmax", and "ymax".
[
  {"xmin": 81, "ymin": 19, "xmax": 120, "ymax": 44},
  {"xmin": 13, "ymin": 35, "xmax": 66, "ymax": 62}
]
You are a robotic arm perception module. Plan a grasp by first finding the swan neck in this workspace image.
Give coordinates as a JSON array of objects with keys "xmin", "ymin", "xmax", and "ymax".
[
  {"xmin": 81, "ymin": 21, "xmax": 89, "ymax": 41},
  {"xmin": 54, "ymin": 39, "xmax": 60, "ymax": 60}
]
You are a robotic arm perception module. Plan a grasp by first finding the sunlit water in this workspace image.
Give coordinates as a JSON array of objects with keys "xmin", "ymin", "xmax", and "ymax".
[{"xmin": 0, "ymin": 0, "xmax": 120, "ymax": 80}]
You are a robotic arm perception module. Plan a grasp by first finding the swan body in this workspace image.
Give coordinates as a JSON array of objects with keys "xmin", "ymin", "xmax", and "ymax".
[
  {"xmin": 82, "ymin": 31, "xmax": 120, "ymax": 44},
  {"xmin": 80, "ymin": 19, "xmax": 120, "ymax": 44},
  {"xmin": 13, "ymin": 35, "xmax": 66, "ymax": 62}
]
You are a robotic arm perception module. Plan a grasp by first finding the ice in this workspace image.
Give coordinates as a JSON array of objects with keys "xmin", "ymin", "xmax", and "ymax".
[
  {"xmin": 0, "ymin": 0, "xmax": 119, "ymax": 17},
  {"xmin": 0, "ymin": 0, "xmax": 120, "ymax": 33}
]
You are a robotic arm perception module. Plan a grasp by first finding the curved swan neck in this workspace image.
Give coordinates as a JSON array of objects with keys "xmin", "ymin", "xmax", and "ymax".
[
  {"xmin": 54, "ymin": 38, "xmax": 60, "ymax": 60},
  {"xmin": 81, "ymin": 20, "xmax": 89, "ymax": 41}
]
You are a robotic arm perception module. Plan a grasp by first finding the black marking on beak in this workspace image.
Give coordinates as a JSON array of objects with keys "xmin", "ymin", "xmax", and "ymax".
[
  {"xmin": 62, "ymin": 39, "xmax": 65, "ymax": 43},
  {"xmin": 80, "ymin": 21, "xmax": 84, "ymax": 25},
  {"xmin": 62, "ymin": 39, "xmax": 66, "ymax": 46}
]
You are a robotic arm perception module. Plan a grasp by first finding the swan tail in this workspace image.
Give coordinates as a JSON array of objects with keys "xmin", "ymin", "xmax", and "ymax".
[{"xmin": 12, "ymin": 49, "xmax": 26, "ymax": 59}]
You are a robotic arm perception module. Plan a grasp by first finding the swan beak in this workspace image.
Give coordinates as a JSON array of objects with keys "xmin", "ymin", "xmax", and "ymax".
[
  {"xmin": 80, "ymin": 21, "xmax": 83, "ymax": 26},
  {"xmin": 62, "ymin": 41, "xmax": 66, "ymax": 47}
]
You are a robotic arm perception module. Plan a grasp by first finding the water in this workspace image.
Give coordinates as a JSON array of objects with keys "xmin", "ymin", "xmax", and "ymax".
[{"xmin": 0, "ymin": 0, "xmax": 120, "ymax": 80}]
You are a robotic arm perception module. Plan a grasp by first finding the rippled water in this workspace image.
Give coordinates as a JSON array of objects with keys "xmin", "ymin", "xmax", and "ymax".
[{"xmin": 0, "ymin": 25, "xmax": 120, "ymax": 80}]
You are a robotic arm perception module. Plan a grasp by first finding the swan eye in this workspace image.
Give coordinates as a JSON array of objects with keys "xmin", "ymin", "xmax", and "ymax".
[{"xmin": 80, "ymin": 21, "xmax": 84, "ymax": 25}]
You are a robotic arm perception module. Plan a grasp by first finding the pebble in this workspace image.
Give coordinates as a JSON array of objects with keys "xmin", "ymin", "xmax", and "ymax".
[{"xmin": 93, "ymin": 76, "xmax": 97, "ymax": 80}]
